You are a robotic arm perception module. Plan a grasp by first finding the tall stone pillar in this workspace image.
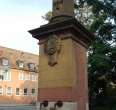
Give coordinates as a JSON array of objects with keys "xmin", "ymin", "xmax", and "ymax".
[{"xmin": 29, "ymin": 0, "xmax": 94, "ymax": 110}]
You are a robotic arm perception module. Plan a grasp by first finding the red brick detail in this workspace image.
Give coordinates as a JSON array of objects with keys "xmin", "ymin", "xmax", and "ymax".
[
  {"xmin": 38, "ymin": 87, "xmax": 74, "ymax": 102},
  {"xmin": 37, "ymin": 42, "xmax": 89, "ymax": 110},
  {"xmin": 74, "ymin": 42, "xmax": 89, "ymax": 110}
]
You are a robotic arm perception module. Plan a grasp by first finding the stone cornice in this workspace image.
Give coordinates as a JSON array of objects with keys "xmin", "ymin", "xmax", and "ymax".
[{"xmin": 29, "ymin": 17, "xmax": 94, "ymax": 47}]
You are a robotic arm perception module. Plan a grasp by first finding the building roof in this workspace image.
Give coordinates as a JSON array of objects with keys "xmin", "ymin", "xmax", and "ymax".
[{"xmin": 0, "ymin": 46, "xmax": 39, "ymax": 72}]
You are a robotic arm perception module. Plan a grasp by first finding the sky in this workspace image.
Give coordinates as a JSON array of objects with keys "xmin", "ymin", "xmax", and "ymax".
[{"xmin": 0, "ymin": 0, "xmax": 52, "ymax": 54}]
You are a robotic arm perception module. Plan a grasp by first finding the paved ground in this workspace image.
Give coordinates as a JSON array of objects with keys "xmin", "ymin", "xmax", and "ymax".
[{"xmin": 0, "ymin": 106, "xmax": 38, "ymax": 110}]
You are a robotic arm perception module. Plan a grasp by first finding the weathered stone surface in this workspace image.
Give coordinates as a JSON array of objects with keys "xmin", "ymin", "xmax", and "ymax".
[
  {"xmin": 29, "ymin": 0, "xmax": 94, "ymax": 110},
  {"xmin": 52, "ymin": 0, "xmax": 74, "ymax": 17}
]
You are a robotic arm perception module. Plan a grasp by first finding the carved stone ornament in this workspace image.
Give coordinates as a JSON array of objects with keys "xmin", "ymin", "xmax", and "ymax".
[
  {"xmin": 44, "ymin": 34, "xmax": 61, "ymax": 66},
  {"xmin": 53, "ymin": 0, "xmax": 63, "ymax": 10}
]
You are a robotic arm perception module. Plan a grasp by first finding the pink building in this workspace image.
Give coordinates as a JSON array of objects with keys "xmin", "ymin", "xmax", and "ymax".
[{"xmin": 0, "ymin": 46, "xmax": 38, "ymax": 104}]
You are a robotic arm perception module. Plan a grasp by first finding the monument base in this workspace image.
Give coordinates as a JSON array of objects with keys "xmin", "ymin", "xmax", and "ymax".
[{"xmin": 36, "ymin": 102, "xmax": 77, "ymax": 110}]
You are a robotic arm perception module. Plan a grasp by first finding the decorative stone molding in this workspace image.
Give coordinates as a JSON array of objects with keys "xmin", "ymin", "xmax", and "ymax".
[{"xmin": 44, "ymin": 34, "xmax": 61, "ymax": 66}]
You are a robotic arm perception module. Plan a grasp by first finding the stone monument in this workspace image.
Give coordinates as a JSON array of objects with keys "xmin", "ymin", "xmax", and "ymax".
[{"xmin": 29, "ymin": 0, "xmax": 94, "ymax": 110}]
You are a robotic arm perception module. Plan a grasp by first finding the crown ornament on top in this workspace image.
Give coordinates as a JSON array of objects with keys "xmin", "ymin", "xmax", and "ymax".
[{"xmin": 52, "ymin": 0, "xmax": 74, "ymax": 18}]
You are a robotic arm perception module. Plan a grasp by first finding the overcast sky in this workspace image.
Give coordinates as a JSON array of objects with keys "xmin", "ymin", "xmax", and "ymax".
[{"xmin": 0, "ymin": 0, "xmax": 52, "ymax": 54}]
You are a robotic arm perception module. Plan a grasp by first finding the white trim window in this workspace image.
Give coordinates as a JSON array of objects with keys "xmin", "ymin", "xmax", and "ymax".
[
  {"xmin": 7, "ymin": 87, "xmax": 12, "ymax": 96},
  {"xmin": 2, "ymin": 58, "xmax": 9, "ymax": 66},
  {"xmin": 0, "ymin": 69, "xmax": 11, "ymax": 81},
  {"xmin": 24, "ymin": 88, "xmax": 28, "ymax": 96},
  {"xmin": 0, "ymin": 86, "xmax": 3, "ymax": 95},
  {"xmin": 31, "ymin": 88, "xmax": 36, "ymax": 96},
  {"xmin": 19, "ymin": 71, "xmax": 24, "ymax": 80},
  {"xmin": 17, "ymin": 60, "xmax": 24, "ymax": 69},
  {"xmin": 3, "ymin": 69, "xmax": 11, "ymax": 81},
  {"xmin": 28, "ymin": 63, "xmax": 35, "ymax": 71},
  {"xmin": 16, "ymin": 88, "xmax": 20, "ymax": 96},
  {"xmin": 0, "ymin": 70, "xmax": 3, "ymax": 81},
  {"xmin": 30, "ymin": 72, "xmax": 36, "ymax": 81}
]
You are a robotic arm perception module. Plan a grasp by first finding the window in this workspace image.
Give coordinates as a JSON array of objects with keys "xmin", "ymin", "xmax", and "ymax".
[
  {"xmin": 24, "ymin": 88, "xmax": 28, "ymax": 96},
  {"xmin": 0, "ymin": 70, "xmax": 3, "ymax": 81},
  {"xmin": 19, "ymin": 71, "xmax": 24, "ymax": 80},
  {"xmin": 0, "ymin": 75, "xmax": 3, "ymax": 80},
  {"xmin": 31, "ymin": 88, "xmax": 36, "ymax": 96},
  {"xmin": 2, "ymin": 69, "xmax": 11, "ymax": 81},
  {"xmin": 0, "ymin": 69, "xmax": 11, "ymax": 81},
  {"xmin": 30, "ymin": 73, "xmax": 36, "ymax": 81},
  {"xmin": 17, "ymin": 60, "xmax": 24, "ymax": 69},
  {"xmin": 28, "ymin": 63, "xmax": 35, "ymax": 71},
  {"xmin": 16, "ymin": 88, "xmax": 20, "ymax": 96},
  {"xmin": 2, "ymin": 58, "xmax": 9, "ymax": 66},
  {"xmin": 0, "ymin": 68, "xmax": 11, "ymax": 81},
  {"xmin": 0, "ymin": 86, "xmax": 3, "ymax": 95},
  {"xmin": 7, "ymin": 87, "xmax": 12, "ymax": 96}
]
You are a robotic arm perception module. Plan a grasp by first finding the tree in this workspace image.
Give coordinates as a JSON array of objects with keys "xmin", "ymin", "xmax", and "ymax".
[
  {"xmin": 42, "ymin": 11, "xmax": 52, "ymax": 21},
  {"xmin": 75, "ymin": 0, "xmax": 116, "ymax": 109}
]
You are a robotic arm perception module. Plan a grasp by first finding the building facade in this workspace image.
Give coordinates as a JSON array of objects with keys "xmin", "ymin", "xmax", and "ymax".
[{"xmin": 0, "ymin": 46, "xmax": 38, "ymax": 104}]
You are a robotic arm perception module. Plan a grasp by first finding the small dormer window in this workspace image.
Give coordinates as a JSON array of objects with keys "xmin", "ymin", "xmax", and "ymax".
[
  {"xmin": 17, "ymin": 60, "xmax": 24, "ymax": 69},
  {"xmin": 28, "ymin": 63, "xmax": 35, "ymax": 71},
  {"xmin": 2, "ymin": 58, "xmax": 9, "ymax": 66}
]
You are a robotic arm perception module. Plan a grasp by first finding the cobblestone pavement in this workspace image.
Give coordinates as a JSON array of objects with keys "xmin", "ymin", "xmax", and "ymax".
[{"xmin": 0, "ymin": 106, "xmax": 38, "ymax": 110}]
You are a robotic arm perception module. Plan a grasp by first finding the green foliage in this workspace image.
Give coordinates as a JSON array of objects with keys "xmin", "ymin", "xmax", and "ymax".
[
  {"xmin": 75, "ymin": 0, "xmax": 116, "ymax": 109},
  {"xmin": 42, "ymin": 11, "xmax": 52, "ymax": 21}
]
